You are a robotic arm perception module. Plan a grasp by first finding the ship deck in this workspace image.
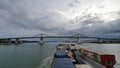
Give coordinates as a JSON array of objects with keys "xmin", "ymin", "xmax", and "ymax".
[{"xmin": 75, "ymin": 64, "xmax": 93, "ymax": 68}]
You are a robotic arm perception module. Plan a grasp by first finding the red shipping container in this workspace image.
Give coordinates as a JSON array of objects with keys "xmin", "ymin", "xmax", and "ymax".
[{"xmin": 101, "ymin": 55, "xmax": 116, "ymax": 68}]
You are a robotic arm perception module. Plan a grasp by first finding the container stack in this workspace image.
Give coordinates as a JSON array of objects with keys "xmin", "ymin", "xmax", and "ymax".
[
  {"xmin": 53, "ymin": 49, "xmax": 75, "ymax": 68},
  {"xmin": 53, "ymin": 58, "xmax": 75, "ymax": 68},
  {"xmin": 55, "ymin": 49, "xmax": 67, "ymax": 58},
  {"xmin": 78, "ymin": 48, "xmax": 116, "ymax": 68}
]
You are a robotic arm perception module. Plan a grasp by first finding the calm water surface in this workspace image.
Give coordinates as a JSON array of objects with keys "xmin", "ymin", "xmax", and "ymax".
[
  {"xmin": 0, "ymin": 43, "xmax": 56, "ymax": 68},
  {"xmin": 0, "ymin": 43, "xmax": 120, "ymax": 68}
]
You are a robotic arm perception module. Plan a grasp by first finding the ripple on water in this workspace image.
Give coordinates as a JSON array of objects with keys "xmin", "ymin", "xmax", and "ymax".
[{"xmin": 36, "ymin": 56, "xmax": 52, "ymax": 68}]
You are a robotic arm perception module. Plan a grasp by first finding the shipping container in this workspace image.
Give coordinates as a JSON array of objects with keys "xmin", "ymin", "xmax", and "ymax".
[
  {"xmin": 52, "ymin": 58, "xmax": 75, "ymax": 68},
  {"xmin": 101, "ymin": 55, "xmax": 116, "ymax": 68},
  {"xmin": 55, "ymin": 49, "xmax": 67, "ymax": 58},
  {"xmin": 78, "ymin": 48, "xmax": 116, "ymax": 68}
]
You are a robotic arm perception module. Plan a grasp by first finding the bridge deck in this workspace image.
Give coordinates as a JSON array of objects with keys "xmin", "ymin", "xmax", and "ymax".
[{"xmin": 0, "ymin": 36, "xmax": 98, "ymax": 40}]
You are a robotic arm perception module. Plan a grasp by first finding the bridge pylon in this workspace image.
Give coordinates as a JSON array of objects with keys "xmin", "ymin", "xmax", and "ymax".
[
  {"xmin": 77, "ymin": 37, "xmax": 81, "ymax": 44},
  {"xmin": 15, "ymin": 38, "xmax": 19, "ymax": 45},
  {"xmin": 39, "ymin": 35, "xmax": 44, "ymax": 45}
]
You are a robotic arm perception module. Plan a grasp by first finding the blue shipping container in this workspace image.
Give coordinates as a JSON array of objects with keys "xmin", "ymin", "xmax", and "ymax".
[
  {"xmin": 53, "ymin": 58, "xmax": 75, "ymax": 68},
  {"xmin": 55, "ymin": 49, "xmax": 67, "ymax": 58}
]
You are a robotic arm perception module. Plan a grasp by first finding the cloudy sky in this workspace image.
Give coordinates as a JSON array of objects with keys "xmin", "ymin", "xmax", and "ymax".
[{"xmin": 0, "ymin": 0, "xmax": 120, "ymax": 38}]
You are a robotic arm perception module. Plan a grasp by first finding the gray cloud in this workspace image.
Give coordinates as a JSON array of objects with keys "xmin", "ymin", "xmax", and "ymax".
[
  {"xmin": 68, "ymin": 0, "xmax": 81, "ymax": 7},
  {"xmin": 0, "ymin": 0, "xmax": 71, "ymax": 37},
  {"xmin": 68, "ymin": 10, "xmax": 120, "ymax": 37},
  {"xmin": 0, "ymin": 0, "xmax": 120, "ymax": 38}
]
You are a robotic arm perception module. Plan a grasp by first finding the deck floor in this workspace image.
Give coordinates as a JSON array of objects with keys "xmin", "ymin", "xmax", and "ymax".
[{"xmin": 75, "ymin": 64, "xmax": 93, "ymax": 68}]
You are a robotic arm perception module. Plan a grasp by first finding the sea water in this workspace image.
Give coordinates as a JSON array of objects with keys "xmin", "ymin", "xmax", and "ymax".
[
  {"xmin": 0, "ymin": 43, "xmax": 56, "ymax": 68},
  {"xmin": 0, "ymin": 43, "xmax": 120, "ymax": 68}
]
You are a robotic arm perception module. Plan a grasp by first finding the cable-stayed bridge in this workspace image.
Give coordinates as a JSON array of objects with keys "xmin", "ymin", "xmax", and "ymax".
[
  {"xmin": 0, "ymin": 33, "xmax": 98, "ymax": 44},
  {"xmin": 0, "ymin": 33, "xmax": 97, "ymax": 39},
  {"xmin": 0, "ymin": 33, "xmax": 120, "ymax": 44}
]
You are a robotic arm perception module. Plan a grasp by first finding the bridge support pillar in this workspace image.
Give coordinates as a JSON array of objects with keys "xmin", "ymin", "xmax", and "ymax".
[
  {"xmin": 15, "ymin": 38, "xmax": 19, "ymax": 44},
  {"xmin": 39, "ymin": 37, "xmax": 44, "ymax": 44},
  {"xmin": 77, "ymin": 37, "xmax": 81, "ymax": 44}
]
